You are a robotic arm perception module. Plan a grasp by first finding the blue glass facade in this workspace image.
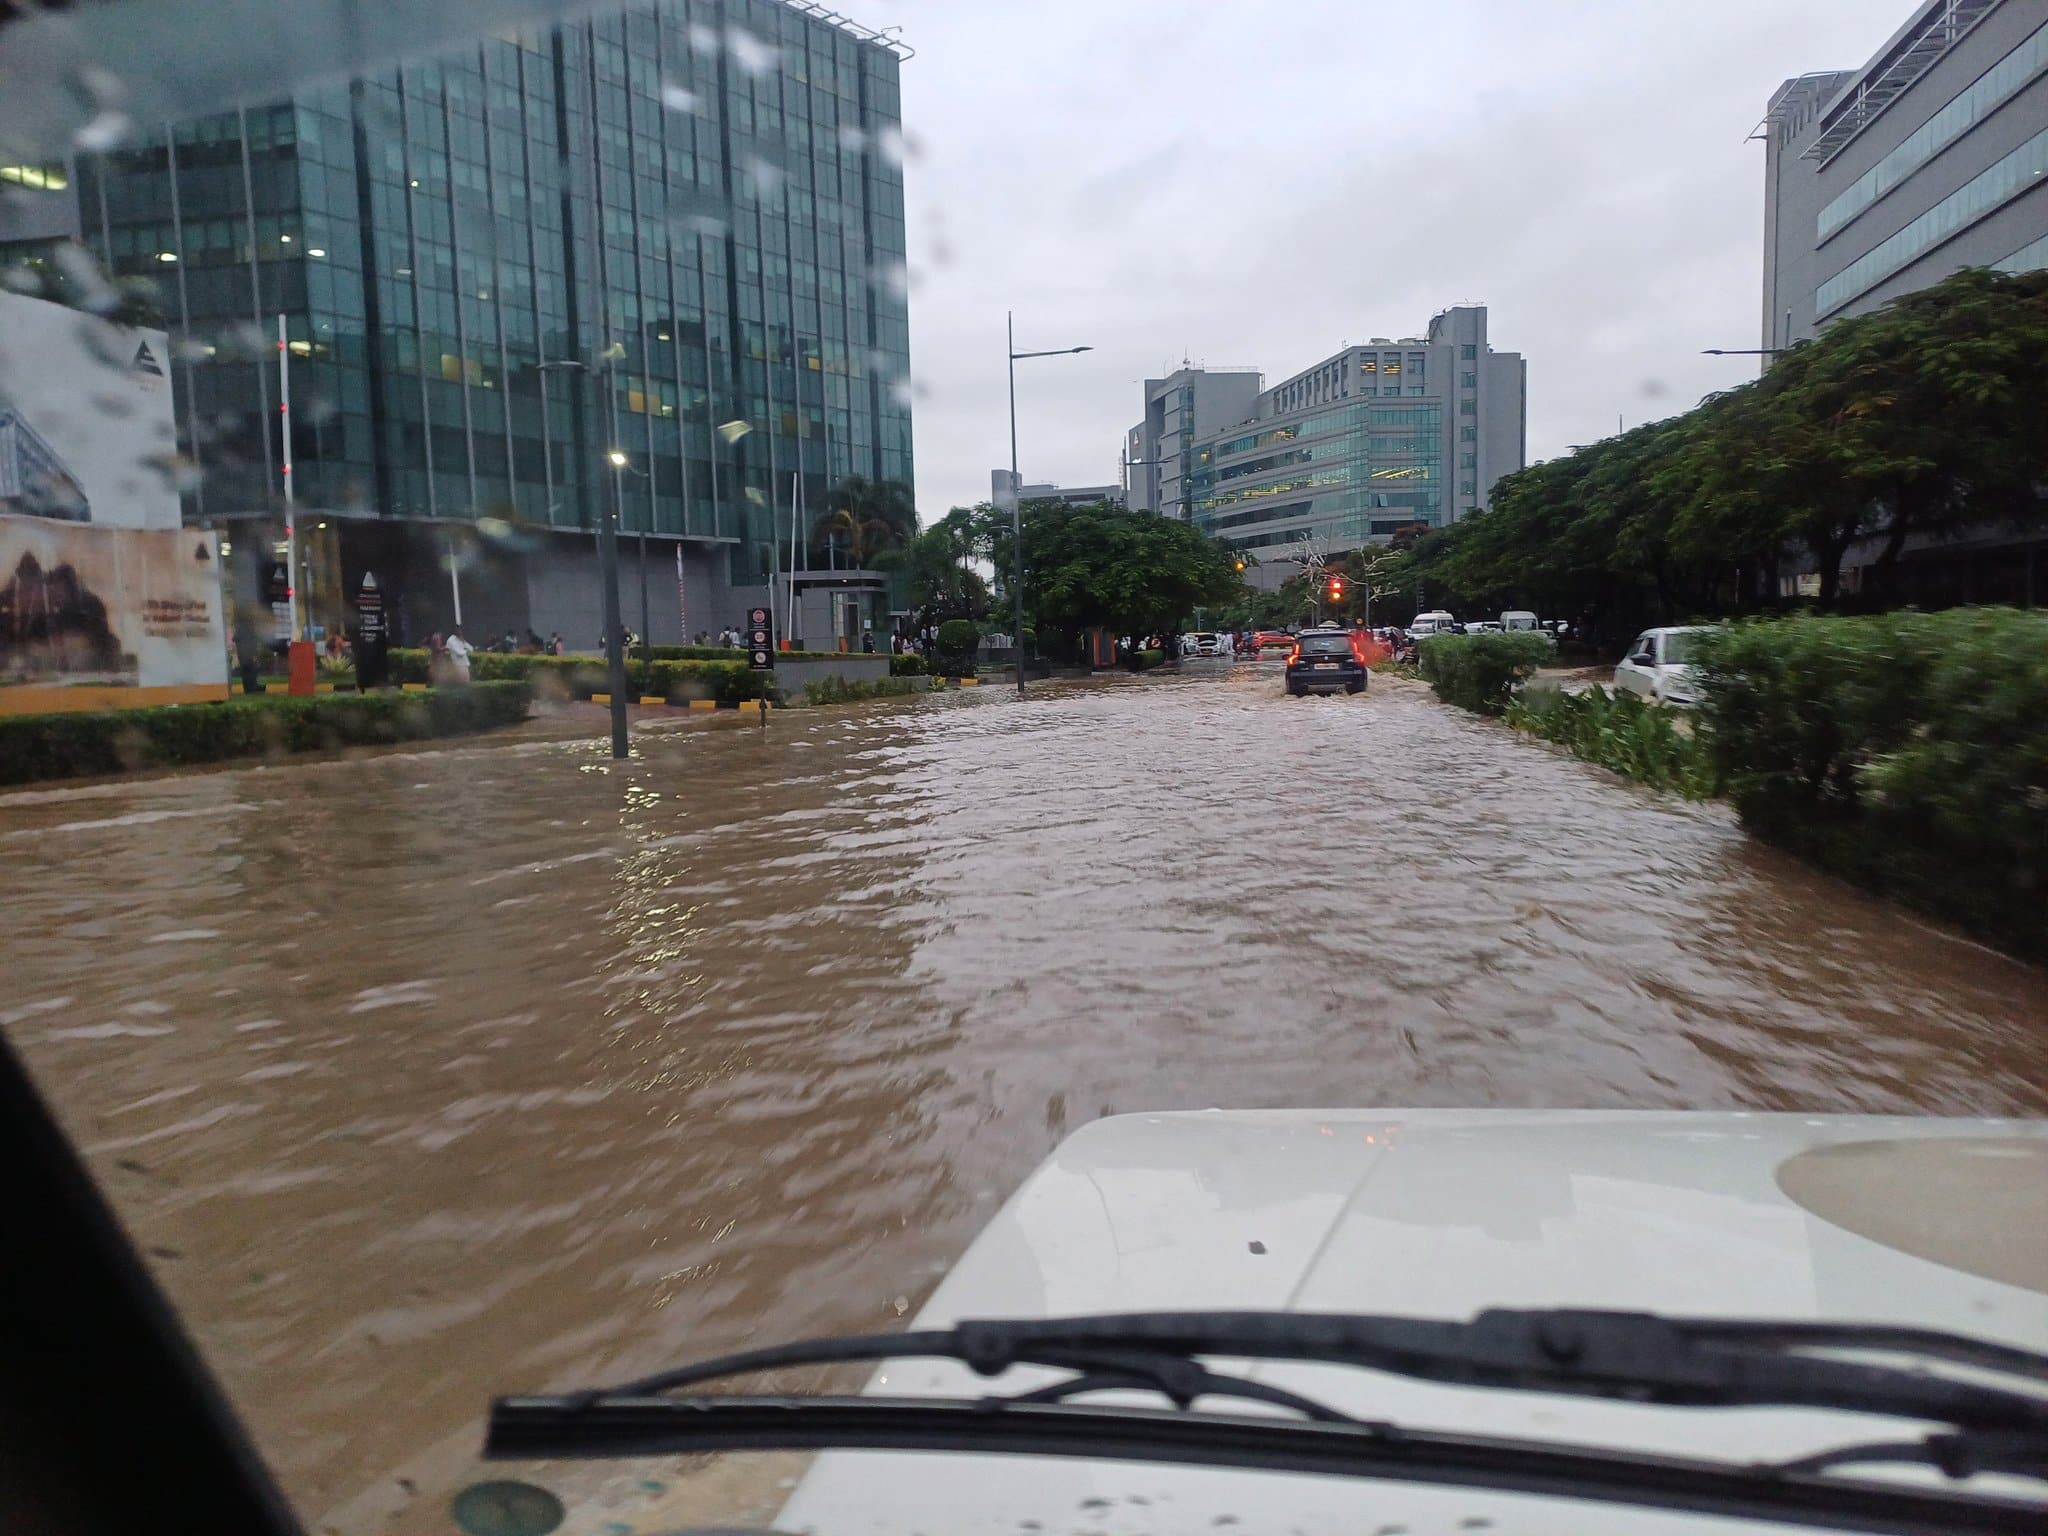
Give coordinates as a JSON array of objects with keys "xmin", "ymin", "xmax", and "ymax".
[
  {"xmin": 64, "ymin": 0, "xmax": 911, "ymax": 593},
  {"xmin": 1189, "ymin": 400, "xmax": 1445, "ymax": 550}
]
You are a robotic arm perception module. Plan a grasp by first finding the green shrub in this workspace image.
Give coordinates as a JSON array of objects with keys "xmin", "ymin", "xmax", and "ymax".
[
  {"xmin": 0, "ymin": 683, "xmax": 531, "ymax": 787},
  {"xmin": 1137, "ymin": 648, "xmax": 1166, "ymax": 670},
  {"xmin": 1417, "ymin": 632, "xmax": 1555, "ymax": 715},
  {"xmin": 888, "ymin": 652, "xmax": 930, "ymax": 676},
  {"xmin": 798, "ymin": 676, "xmax": 925, "ymax": 706},
  {"xmin": 1691, "ymin": 608, "xmax": 2048, "ymax": 959},
  {"xmin": 1506, "ymin": 685, "xmax": 1717, "ymax": 798}
]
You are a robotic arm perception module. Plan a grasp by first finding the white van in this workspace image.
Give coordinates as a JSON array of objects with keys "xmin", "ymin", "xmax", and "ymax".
[
  {"xmin": 1408, "ymin": 610, "xmax": 1457, "ymax": 636},
  {"xmin": 1500, "ymin": 610, "xmax": 1540, "ymax": 632}
]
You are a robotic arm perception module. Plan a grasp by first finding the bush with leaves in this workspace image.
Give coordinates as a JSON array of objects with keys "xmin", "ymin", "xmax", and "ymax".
[
  {"xmin": 935, "ymin": 619, "xmax": 980, "ymax": 674},
  {"xmin": 1506, "ymin": 685, "xmax": 1717, "ymax": 798},
  {"xmin": 1417, "ymin": 632, "xmax": 1555, "ymax": 715},
  {"xmin": 1690, "ymin": 608, "xmax": 2048, "ymax": 958},
  {"xmin": 0, "ymin": 683, "xmax": 531, "ymax": 787},
  {"xmin": 797, "ymin": 676, "xmax": 926, "ymax": 707}
]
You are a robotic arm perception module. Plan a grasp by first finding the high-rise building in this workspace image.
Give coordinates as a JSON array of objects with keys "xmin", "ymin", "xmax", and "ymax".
[
  {"xmin": 1123, "ymin": 367, "xmax": 1263, "ymax": 521},
  {"xmin": 0, "ymin": 0, "xmax": 914, "ymax": 645},
  {"xmin": 1179, "ymin": 305, "xmax": 1524, "ymax": 584},
  {"xmin": 1761, "ymin": 0, "xmax": 2048, "ymax": 351}
]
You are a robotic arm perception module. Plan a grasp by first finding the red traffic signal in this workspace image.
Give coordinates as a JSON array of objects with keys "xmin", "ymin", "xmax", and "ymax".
[{"xmin": 1326, "ymin": 574, "xmax": 1346, "ymax": 600}]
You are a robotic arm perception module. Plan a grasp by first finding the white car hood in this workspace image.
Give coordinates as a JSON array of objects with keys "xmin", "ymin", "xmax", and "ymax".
[{"xmin": 778, "ymin": 1109, "xmax": 2048, "ymax": 1535}]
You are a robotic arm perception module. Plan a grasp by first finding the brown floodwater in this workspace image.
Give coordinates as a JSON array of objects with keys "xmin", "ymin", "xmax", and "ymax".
[{"xmin": 4, "ymin": 668, "xmax": 2046, "ymax": 1530}]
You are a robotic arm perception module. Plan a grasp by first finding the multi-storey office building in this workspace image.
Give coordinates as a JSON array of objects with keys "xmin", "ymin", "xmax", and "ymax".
[
  {"xmin": 1183, "ymin": 305, "xmax": 1524, "ymax": 584},
  {"xmin": 1123, "ymin": 367, "xmax": 1263, "ymax": 522},
  {"xmin": 1, "ymin": 0, "xmax": 914, "ymax": 644},
  {"xmin": 1762, "ymin": 0, "xmax": 2048, "ymax": 349}
]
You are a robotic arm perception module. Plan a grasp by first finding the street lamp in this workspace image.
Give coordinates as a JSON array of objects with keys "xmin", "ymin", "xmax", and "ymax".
[
  {"xmin": 608, "ymin": 450, "xmax": 656, "ymax": 687},
  {"xmin": 538, "ymin": 358, "xmax": 629, "ymax": 759},
  {"xmin": 1701, "ymin": 348, "xmax": 1788, "ymax": 356},
  {"xmin": 1007, "ymin": 313, "xmax": 1092, "ymax": 697}
]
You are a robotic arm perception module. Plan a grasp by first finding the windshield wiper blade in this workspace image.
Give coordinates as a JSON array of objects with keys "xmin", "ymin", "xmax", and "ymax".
[
  {"xmin": 490, "ymin": 1310, "xmax": 2048, "ymax": 1534},
  {"xmin": 552, "ymin": 1308, "xmax": 2048, "ymax": 1432},
  {"xmin": 486, "ymin": 1395, "xmax": 2048, "ymax": 1536}
]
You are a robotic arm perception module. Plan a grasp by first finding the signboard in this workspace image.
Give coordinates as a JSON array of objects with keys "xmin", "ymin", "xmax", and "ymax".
[
  {"xmin": 746, "ymin": 604, "xmax": 775, "ymax": 670},
  {"xmin": 0, "ymin": 291, "xmax": 179, "ymax": 532},
  {"xmin": 354, "ymin": 570, "xmax": 388, "ymax": 689},
  {"xmin": 0, "ymin": 513, "xmax": 228, "ymax": 712}
]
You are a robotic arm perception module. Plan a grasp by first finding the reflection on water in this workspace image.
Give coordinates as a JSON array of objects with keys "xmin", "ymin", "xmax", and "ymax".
[{"xmin": 3, "ymin": 669, "xmax": 2045, "ymax": 1528}]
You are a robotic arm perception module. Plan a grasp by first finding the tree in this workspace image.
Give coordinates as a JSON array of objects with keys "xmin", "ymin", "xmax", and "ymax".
[
  {"xmin": 994, "ymin": 499, "xmax": 1247, "ymax": 654},
  {"xmin": 892, "ymin": 511, "xmax": 991, "ymax": 620},
  {"xmin": 808, "ymin": 476, "xmax": 917, "ymax": 567}
]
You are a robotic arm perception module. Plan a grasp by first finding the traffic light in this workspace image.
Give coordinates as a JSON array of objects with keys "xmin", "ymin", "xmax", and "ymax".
[{"xmin": 1327, "ymin": 573, "xmax": 1346, "ymax": 602}]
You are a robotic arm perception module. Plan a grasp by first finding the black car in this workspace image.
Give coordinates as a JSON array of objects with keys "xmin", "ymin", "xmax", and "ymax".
[{"xmin": 1285, "ymin": 630, "xmax": 1368, "ymax": 696}]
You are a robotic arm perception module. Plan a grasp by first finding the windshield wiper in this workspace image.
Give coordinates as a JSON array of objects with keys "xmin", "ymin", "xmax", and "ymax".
[{"xmin": 487, "ymin": 1309, "xmax": 2048, "ymax": 1536}]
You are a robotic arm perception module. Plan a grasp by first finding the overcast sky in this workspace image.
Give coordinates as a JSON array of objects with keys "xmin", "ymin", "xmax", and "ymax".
[{"xmin": 827, "ymin": 0, "xmax": 1900, "ymax": 519}]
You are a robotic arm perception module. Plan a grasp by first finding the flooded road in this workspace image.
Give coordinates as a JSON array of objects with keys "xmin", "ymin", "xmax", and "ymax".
[{"xmin": 5, "ymin": 665, "xmax": 2046, "ymax": 1529}]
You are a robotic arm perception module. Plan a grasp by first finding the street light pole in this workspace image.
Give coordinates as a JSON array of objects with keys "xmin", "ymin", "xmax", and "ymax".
[
  {"xmin": 539, "ymin": 358, "xmax": 629, "ymax": 759},
  {"xmin": 1006, "ymin": 314, "xmax": 1092, "ymax": 697}
]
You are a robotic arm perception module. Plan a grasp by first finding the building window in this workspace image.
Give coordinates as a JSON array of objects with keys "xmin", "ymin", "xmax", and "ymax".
[
  {"xmin": 1382, "ymin": 357, "xmax": 1400, "ymax": 375},
  {"xmin": 1460, "ymin": 399, "xmax": 1476, "ymax": 415},
  {"xmin": 1461, "ymin": 371, "xmax": 1477, "ymax": 388},
  {"xmin": 1460, "ymin": 452, "xmax": 1477, "ymax": 469},
  {"xmin": 1407, "ymin": 385, "xmax": 1425, "ymax": 396},
  {"xmin": 1818, "ymin": 19, "xmax": 2048, "ymax": 242},
  {"xmin": 1460, "ymin": 479, "xmax": 1476, "ymax": 496},
  {"xmin": 1818, "ymin": 123, "xmax": 2048, "ymax": 315},
  {"xmin": 1461, "ymin": 425, "xmax": 1477, "ymax": 441},
  {"xmin": 1459, "ymin": 343, "xmax": 1476, "ymax": 360}
]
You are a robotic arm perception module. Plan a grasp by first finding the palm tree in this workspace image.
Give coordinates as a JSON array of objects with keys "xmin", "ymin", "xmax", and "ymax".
[{"xmin": 809, "ymin": 476, "xmax": 916, "ymax": 567}]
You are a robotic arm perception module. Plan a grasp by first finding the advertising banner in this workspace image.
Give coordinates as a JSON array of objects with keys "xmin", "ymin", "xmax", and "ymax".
[
  {"xmin": 0, "ymin": 290, "xmax": 179, "ymax": 532},
  {"xmin": 0, "ymin": 513, "xmax": 228, "ymax": 713}
]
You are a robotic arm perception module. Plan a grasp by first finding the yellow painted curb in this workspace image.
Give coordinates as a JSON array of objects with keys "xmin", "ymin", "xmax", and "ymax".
[
  {"xmin": 316, "ymin": 683, "xmax": 336, "ymax": 693},
  {"xmin": 638, "ymin": 695, "xmax": 665, "ymax": 706},
  {"xmin": 734, "ymin": 699, "xmax": 764, "ymax": 712},
  {"xmin": 590, "ymin": 692, "xmax": 611, "ymax": 704},
  {"xmin": 402, "ymin": 683, "xmax": 428, "ymax": 692},
  {"xmin": 960, "ymin": 677, "xmax": 980, "ymax": 687},
  {"xmin": 687, "ymin": 699, "xmax": 716, "ymax": 711}
]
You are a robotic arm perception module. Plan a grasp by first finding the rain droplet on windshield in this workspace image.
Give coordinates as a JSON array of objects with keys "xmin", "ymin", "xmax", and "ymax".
[
  {"xmin": 724, "ymin": 26, "xmax": 779, "ymax": 77},
  {"xmin": 659, "ymin": 82, "xmax": 700, "ymax": 115}
]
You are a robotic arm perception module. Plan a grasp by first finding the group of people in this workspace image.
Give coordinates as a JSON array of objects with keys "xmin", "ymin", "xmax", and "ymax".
[
  {"xmin": 692, "ymin": 627, "xmax": 744, "ymax": 648},
  {"xmin": 422, "ymin": 625, "xmax": 568, "ymax": 683}
]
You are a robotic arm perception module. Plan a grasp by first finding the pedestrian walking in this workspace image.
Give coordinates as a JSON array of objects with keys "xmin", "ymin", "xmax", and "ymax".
[
  {"xmin": 444, "ymin": 625, "xmax": 475, "ymax": 683},
  {"xmin": 860, "ymin": 628, "xmax": 876, "ymax": 654},
  {"xmin": 550, "ymin": 632, "xmax": 565, "ymax": 656}
]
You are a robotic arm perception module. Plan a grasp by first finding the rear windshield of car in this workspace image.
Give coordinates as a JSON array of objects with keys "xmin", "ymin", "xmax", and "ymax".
[{"xmin": 1298, "ymin": 635, "xmax": 1354, "ymax": 656}]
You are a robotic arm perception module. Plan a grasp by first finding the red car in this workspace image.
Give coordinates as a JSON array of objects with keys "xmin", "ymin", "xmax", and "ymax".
[{"xmin": 1252, "ymin": 630, "xmax": 1295, "ymax": 656}]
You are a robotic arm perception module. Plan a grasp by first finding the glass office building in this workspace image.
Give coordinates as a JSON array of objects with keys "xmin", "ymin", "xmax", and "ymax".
[
  {"xmin": 1183, "ymin": 305, "xmax": 1525, "ymax": 581},
  {"xmin": 30, "ymin": 0, "xmax": 913, "ymax": 640}
]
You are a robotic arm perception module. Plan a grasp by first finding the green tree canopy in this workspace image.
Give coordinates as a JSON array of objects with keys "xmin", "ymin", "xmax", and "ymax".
[
  {"xmin": 1391, "ymin": 267, "xmax": 2048, "ymax": 627},
  {"xmin": 991, "ymin": 499, "xmax": 1247, "ymax": 646}
]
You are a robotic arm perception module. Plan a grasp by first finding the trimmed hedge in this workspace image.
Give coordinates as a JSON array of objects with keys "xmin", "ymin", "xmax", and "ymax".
[
  {"xmin": 935, "ymin": 618, "xmax": 979, "ymax": 676},
  {"xmin": 797, "ymin": 676, "xmax": 926, "ymax": 706},
  {"xmin": 889, "ymin": 653, "xmax": 931, "ymax": 676},
  {"xmin": 387, "ymin": 649, "xmax": 775, "ymax": 703},
  {"xmin": 0, "ymin": 683, "xmax": 532, "ymax": 787},
  {"xmin": 1418, "ymin": 632, "xmax": 1555, "ymax": 715},
  {"xmin": 1506, "ymin": 685, "xmax": 1716, "ymax": 798},
  {"xmin": 1692, "ymin": 608, "xmax": 2048, "ymax": 960}
]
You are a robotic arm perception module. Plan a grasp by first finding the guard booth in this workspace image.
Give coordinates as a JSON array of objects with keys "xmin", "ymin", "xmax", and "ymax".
[
  {"xmin": 1084, "ymin": 627, "xmax": 1118, "ymax": 669},
  {"xmin": 785, "ymin": 570, "xmax": 890, "ymax": 651}
]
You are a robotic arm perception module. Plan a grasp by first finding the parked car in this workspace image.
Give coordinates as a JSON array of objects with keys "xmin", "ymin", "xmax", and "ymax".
[
  {"xmin": 1285, "ymin": 628, "xmax": 1368, "ymax": 696},
  {"xmin": 1252, "ymin": 629, "xmax": 1295, "ymax": 655},
  {"xmin": 1613, "ymin": 625, "xmax": 1708, "ymax": 706},
  {"xmin": 1183, "ymin": 631, "xmax": 1226, "ymax": 658},
  {"xmin": 1501, "ymin": 610, "xmax": 1540, "ymax": 632}
]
